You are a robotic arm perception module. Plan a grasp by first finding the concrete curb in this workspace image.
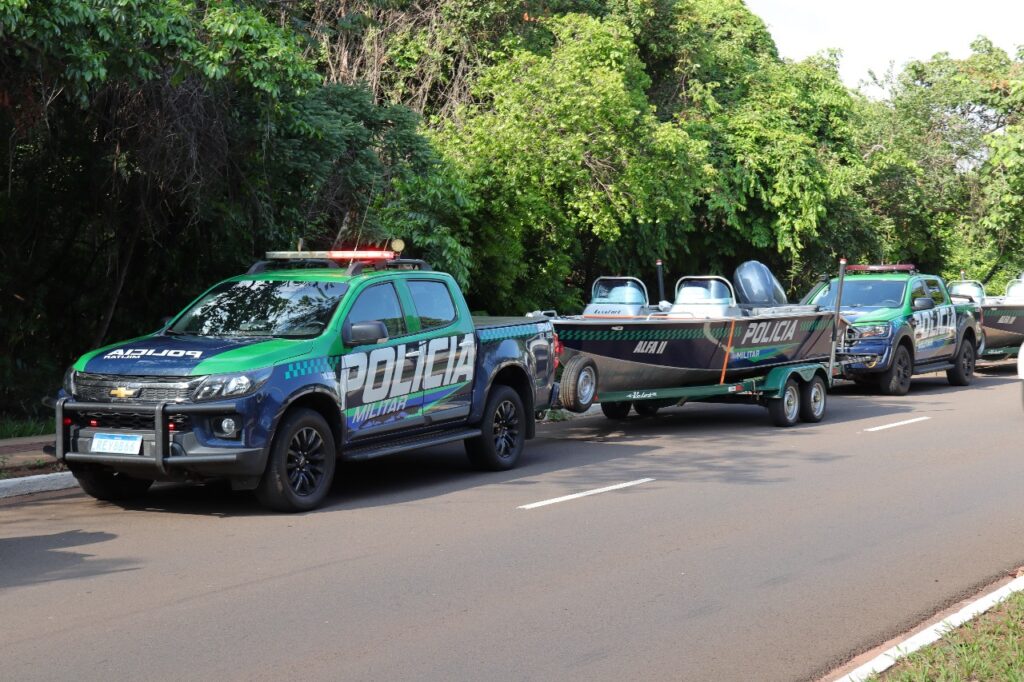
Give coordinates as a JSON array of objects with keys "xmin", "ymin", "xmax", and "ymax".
[{"xmin": 0, "ymin": 472, "xmax": 78, "ymax": 499}]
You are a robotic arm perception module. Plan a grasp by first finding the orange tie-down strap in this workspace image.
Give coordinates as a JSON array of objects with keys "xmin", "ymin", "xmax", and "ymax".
[{"xmin": 719, "ymin": 320, "xmax": 736, "ymax": 384}]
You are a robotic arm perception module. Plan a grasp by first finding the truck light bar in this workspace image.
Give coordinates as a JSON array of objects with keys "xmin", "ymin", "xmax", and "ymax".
[
  {"xmin": 845, "ymin": 264, "xmax": 917, "ymax": 273},
  {"xmin": 265, "ymin": 250, "xmax": 397, "ymax": 260}
]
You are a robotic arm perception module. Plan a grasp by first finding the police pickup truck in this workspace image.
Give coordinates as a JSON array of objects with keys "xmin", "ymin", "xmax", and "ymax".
[
  {"xmin": 804, "ymin": 264, "xmax": 982, "ymax": 395},
  {"xmin": 56, "ymin": 250, "xmax": 556, "ymax": 511}
]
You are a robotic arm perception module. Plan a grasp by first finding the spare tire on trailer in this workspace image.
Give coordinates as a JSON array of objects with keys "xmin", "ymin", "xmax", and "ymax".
[{"xmin": 559, "ymin": 355, "xmax": 598, "ymax": 413}]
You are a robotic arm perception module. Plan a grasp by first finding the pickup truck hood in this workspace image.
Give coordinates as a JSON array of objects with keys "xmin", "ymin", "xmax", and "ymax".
[
  {"xmin": 838, "ymin": 308, "xmax": 901, "ymax": 325},
  {"xmin": 78, "ymin": 334, "xmax": 311, "ymax": 376}
]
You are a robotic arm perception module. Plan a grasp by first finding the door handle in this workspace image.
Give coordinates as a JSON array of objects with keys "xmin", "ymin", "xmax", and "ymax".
[{"xmin": 404, "ymin": 351, "xmax": 421, "ymax": 358}]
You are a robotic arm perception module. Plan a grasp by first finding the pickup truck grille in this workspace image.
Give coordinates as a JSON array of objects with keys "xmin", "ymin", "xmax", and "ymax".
[
  {"xmin": 74, "ymin": 373, "xmax": 200, "ymax": 403},
  {"xmin": 74, "ymin": 411, "xmax": 192, "ymax": 431}
]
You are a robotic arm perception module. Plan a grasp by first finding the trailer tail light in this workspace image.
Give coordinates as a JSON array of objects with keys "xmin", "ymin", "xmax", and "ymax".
[
  {"xmin": 62, "ymin": 417, "xmax": 72, "ymax": 426},
  {"xmin": 168, "ymin": 422, "xmax": 176, "ymax": 431},
  {"xmin": 89, "ymin": 419, "xmax": 99, "ymax": 427},
  {"xmin": 552, "ymin": 333, "xmax": 564, "ymax": 369}
]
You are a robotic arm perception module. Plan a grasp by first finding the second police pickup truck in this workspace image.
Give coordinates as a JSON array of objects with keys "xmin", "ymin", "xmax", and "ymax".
[
  {"xmin": 804, "ymin": 264, "xmax": 982, "ymax": 395},
  {"xmin": 56, "ymin": 250, "xmax": 556, "ymax": 511}
]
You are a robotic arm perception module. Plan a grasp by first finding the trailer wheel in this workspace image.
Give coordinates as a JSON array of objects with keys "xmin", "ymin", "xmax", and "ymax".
[
  {"xmin": 633, "ymin": 401, "xmax": 660, "ymax": 417},
  {"xmin": 600, "ymin": 401, "xmax": 631, "ymax": 420},
  {"xmin": 768, "ymin": 378, "xmax": 801, "ymax": 427},
  {"xmin": 799, "ymin": 375, "xmax": 827, "ymax": 423},
  {"xmin": 559, "ymin": 356, "xmax": 598, "ymax": 413}
]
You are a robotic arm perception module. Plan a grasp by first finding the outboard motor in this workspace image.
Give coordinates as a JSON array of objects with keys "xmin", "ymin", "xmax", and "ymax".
[{"xmin": 733, "ymin": 261, "xmax": 788, "ymax": 306}]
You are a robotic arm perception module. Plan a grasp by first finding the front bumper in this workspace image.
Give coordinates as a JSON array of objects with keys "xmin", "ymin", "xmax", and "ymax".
[
  {"xmin": 839, "ymin": 337, "xmax": 892, "ymax": 375},
  {"xmin": 56, "ymin": 398, "xmax": 266, "ymax": 478}
]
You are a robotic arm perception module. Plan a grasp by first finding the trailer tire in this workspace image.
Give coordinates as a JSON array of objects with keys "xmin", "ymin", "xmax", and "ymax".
[
  {"xmin": 466, "ymin": 385, "xmax": 525, "ymax": 471},
  {"xmin": 633, "ymin": 401, "xmax": 660, "ymax": 417},
  {"xmin": 600, "ymin": 401, "xmax": 631, "ymax": 420},
  {"xmin": 768, "ymin": 378, "xmax": 801, "ymax": 427},
  {"xmin": 799, "ymin": 375, "xmax": 827, "ymax": 423},
  {"xmin": 559, "ymin": 356, "xmax": 598, "ymax": 413}
]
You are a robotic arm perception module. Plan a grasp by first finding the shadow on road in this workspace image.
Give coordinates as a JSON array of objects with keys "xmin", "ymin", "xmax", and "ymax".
[{"xmin": 0, "ymin": 529, "xmax": 137, "ymax": 590}]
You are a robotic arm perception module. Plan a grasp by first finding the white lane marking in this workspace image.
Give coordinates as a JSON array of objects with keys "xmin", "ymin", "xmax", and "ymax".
[
  {"xmin": 836, "ymin": 574, "xmax": 1024, "ymax": 681},
  {"xmin": 864, "ymin": 416, "xmax": 931, "ymax": 432},
  {"xmin": 518, "ymin": 478, "xmax": 655, "ymax": 510}
]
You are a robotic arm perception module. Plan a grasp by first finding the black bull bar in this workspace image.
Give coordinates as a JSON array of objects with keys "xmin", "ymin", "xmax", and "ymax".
[{"xmin": 55, "ymin": 397, "xmax": 239, "ymax": 475}]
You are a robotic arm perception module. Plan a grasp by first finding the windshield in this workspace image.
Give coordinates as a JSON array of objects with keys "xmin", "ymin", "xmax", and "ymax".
[
  {"xmin": 168, "ymin": 280, "xmax": 349, "ymax": 338},
  {"xmin": 591, "ymin": 279, "xmax": 647, "ymax": 305},
  {"xmin": 675, "ymin": 279, "xmax": 733, "ymax": 304},
  {"xmin": 810, "ymin": 280, "xmax": 907, "ymax": 308}
]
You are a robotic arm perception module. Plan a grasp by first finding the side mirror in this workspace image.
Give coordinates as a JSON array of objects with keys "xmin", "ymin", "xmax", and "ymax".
[
  {"xmin": 343, "ymin": 320, "xmax": 389, "ymax": 346},
  {"xmin": 913, "ymin": 297, "xmax": 935, "ymax": 311}
]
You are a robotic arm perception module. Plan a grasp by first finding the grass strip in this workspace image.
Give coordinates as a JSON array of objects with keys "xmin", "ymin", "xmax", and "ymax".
[
  {"xmin": 0, "ymin": 417, "xmax": 52, "ymax": 439},
  {"xmin": 873, "ymin": 589, "xmax": 1024, "ymax": 681}
]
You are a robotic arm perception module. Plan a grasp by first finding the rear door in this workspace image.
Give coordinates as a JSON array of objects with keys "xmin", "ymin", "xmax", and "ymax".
[
  {"xmin": 925, "ymin": 278, "xmax": 957, "ymax": 360},
  {"xmin": 404, "ymin": 278, "xmax": 476, "ymax": 423},
  {"xmin": 340, "ymin": 282, "xmax": 424, "ymax": 441}
]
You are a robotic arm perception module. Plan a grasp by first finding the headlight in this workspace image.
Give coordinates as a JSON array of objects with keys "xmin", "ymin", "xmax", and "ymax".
[
  {"xmin": 855, "ymin": 324, "xmax": 890, "ymax": 339},
  {"xmin": 192, "ymin": 368, "xmax": 273, "ymax": 402},
  {"xmin": 63, "ymin": 367, "xmax": 77, "ymax": 396}
]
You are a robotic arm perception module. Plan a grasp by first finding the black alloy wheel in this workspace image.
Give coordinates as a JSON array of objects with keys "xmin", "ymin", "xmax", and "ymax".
[
  {"xmin": 879, "ymin": 344, "xmax": 913, "ymax": 396},
  {"xmin": 946, "ymin": 338, "xmax": 975, "ymax": 386},
  {"xmin": 256, "ymin": 408, "xmax": 336, "ymax": 512},
  {"xmin": 286, "ymin": 427, "xmax": 329, "ymax": 497},
  {"xmin": 466, "ymin": 385, "xmax": 526, "ymax": 471}
]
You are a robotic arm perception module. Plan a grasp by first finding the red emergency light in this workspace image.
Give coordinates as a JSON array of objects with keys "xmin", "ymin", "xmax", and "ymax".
[
  {"xmin": 265, "ymin": 250, "xmax": 397, "ymax": 261},
  {"xmin": 845, "ymin": 264, "xmax": 917, "ymax": 273}
]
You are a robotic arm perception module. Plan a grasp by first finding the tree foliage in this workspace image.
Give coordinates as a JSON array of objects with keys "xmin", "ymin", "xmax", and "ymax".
[{"xmin": 4, "ymin": 0, "xmax": 1024, "ymax": 416}]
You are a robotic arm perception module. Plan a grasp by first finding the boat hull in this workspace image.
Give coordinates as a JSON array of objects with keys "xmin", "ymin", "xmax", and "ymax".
[
  {"xmin": 553, "ymin": 313, "xmax": 835, "ymax": 394},
  {"xmin": 981, "ymin": 305, "xmax": 1024, "ymax": 355}
]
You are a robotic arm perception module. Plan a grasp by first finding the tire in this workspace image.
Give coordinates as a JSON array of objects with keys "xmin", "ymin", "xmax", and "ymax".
[
  {"xmin": 878, "ymin": 344, "xmax": 913, "ymax": 396},
  {"xmin": 633, "ymin": 401, "xmax": 660, "ymax": 417},
  {"xmin": 799, "ymin": 375, "xmax": 828, "ymax": 423},
  {"xmin": 466, "ymin": 385, "xmax": 525, "ymax": 471},
  {"xmin": 255, "ymin": 408, "xmax": 336, "ymax": 513},
  {"xmin": 559, "ymin": 356, "xmax": 598, "ymax": 413},
  {"xmin": 768, "ymin": 378, "xmax": 801, "ymax": 427},
  {"xmin": 70, "ymin": 465, "xmax": 153, "ymax": 501},
  {"xmin": 600, "ymin": 401, "xmax": 631, "ymax": 420},
  {"xmin": 946, "ymin": 337, "xmax": 976, "ymax": 386}
]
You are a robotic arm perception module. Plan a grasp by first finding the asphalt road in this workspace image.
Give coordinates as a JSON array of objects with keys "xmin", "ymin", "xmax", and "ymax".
[{"xmin": 2, "ymin": 365, "xmax": 1023, "ymax": 681}]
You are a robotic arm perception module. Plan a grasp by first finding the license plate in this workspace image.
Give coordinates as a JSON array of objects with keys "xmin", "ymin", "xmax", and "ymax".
[{"xmin": 91, "ymin": 433, "xmax": 144, "ymax": 455}]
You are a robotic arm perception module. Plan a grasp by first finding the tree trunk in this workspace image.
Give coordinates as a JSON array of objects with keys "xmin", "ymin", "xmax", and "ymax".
[{"xmin": 93, "ymin": 225, "xmax": 140, "ymax": 348}]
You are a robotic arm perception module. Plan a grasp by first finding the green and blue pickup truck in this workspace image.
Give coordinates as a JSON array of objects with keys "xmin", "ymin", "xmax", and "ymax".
[
  {"xmin": 56, "ymin": 251, "xmax": 556, "ymax": 511},
  {"xmin": 803, "ymin": 264, "xmax": 982, "ymax": 395}
]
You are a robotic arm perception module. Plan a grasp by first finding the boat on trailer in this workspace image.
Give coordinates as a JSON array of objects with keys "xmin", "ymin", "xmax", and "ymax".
[
  {"xmin": 539, "ymin": 260, "xmax": 847, "ymax": 425},
  {"xmin": 948, "ymin": 277, "xmax": 1024, "ymax": 359}
]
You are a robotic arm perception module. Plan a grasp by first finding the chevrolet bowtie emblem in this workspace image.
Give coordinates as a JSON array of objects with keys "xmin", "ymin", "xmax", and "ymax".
[{"xmin": 110, "ymin": 386, "xmax": 138, "ymax": 399}]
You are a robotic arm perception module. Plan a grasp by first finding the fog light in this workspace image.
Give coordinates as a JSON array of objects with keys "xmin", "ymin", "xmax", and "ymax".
[{"xmin": 219, "ymin": 418, "xmax": 238, "ymax": 437}]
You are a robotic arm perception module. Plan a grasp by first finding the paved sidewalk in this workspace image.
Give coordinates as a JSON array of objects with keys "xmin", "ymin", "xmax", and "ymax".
[{"xmin": 0, "ymin": 435, "xmax": 57, "ymax": 471}]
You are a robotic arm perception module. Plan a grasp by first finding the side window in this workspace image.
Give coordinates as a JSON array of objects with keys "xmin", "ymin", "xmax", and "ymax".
[
  {"xmin": 346, "ymin": 283, "xmax": 406, "ymax": 338},
  {"xmin": 925, "ymin": 279, "xmax": 947, "ymax": 305},
  {"xmin": 910, "ymin": 281, "xmax": 927, "ymax": 304},
  {"xmin": 408, "ymin": 280, "xmax": 457, "ymax": 331}
]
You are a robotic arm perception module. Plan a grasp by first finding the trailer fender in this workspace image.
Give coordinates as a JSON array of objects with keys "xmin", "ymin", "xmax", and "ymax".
[{"xmin": 762, "ymin": 364, "xmax": 828, "ymax": 396}]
